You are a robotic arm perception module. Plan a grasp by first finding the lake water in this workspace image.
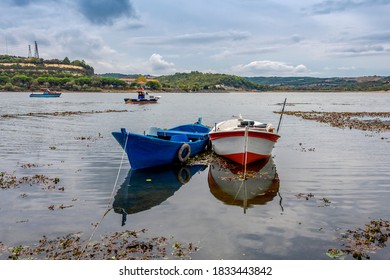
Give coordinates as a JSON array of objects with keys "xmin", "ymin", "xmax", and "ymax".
[{"xmin": 1, "ymin": 91, "xmax": 390, "ymax": 260}]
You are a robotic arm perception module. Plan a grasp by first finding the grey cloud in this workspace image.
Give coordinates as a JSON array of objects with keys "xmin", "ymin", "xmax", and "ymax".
[
  {"xmin": 128, "ymin": 30, "xmax": 251, "ymax": 46},
  {"xmin": 309, "ymin": 0, "xmax": 359, "ymax": 14},
  {"xmin": 308, "ymin": 0, "xmax": 390, "ymax": 15},
  {"xmin": 345, "ymin": 46, "xmax": 384, "ymax": 53},
  {"xmin": 290, "ymin": 35, "xmax": 304, "ymax": 43},
  {"xmin": 78, "ymin": 0, "xmax": 136, "ymax": 25},
  {"xmin": 174, "ymin": 31, "xmax": 250, "ymax": 44},
  {"xmin": 53, "ymin": 29, "xmax": 110, "ymax": 59},
  {"xmin": 331, "ymin": 45, "xmax": 389, "ymax": 57},
  {"xmin": 212, "ymin": 47, "xmax": 276, "ymax": 60},
  {"xmin": 356, "ymin": 31, "xmax": 390, "ymax": 43},
  {"xmin": 9, "ymin": 0, "xmax": 30, "ymax": 6}
]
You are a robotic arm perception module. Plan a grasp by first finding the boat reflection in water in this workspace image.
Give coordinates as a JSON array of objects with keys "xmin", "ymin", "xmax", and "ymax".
[
  {"xmin": 208, "ymin": 156, "xmax": 281, "ymax": 213},
  {"xmin": 113, "ymin": 164, "xmax": 207, "ymax": 225}
]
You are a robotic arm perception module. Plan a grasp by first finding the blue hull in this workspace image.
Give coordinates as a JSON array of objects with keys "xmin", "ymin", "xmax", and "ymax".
[
  {"xmin": 112, "ymin": 121, "xmax": 210, "ymax": 170},
  {"xmin": 30, "ymin": 93, "xmax": 61, "ymax": 98}
]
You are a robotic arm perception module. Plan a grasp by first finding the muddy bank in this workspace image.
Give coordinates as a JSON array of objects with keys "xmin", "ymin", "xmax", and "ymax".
[
  {"xmin": 278, "ymin": 111, "xmax": 390, "ymax": 132},
  {"xmin": 0, "ymin": 109, "xmax": 129, "ymax": 119},
  {"xmin": 3, "ymin": 229, "xmax": 198, "ymax": 260}
]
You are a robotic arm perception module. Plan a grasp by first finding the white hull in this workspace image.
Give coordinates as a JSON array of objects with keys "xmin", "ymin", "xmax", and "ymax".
[{"xmin": 209, "ymin": 117, "xmax": 280, "ymax": 165}]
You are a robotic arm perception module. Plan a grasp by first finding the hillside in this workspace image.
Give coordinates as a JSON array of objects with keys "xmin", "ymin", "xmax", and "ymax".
[
  {"xmin": 0, "ymin": 55, "xmax": 94, "ymax": 76},
  {"xmin": 0, "ymin": 55, "xmax": 130, "ymax": 92},
  {"xmin": 2, "ymin": 54, "xmax": 390, "ymax": 92},
  {"xmin": 247, "ymin": 76, "xmax": 390, "ymax": 91},
  {"xmin": 155, "ymin": 72, "xmax": 390, "ymax": 92},
  {"xmin": 157, "ymin": 71, "xmax": 269, "ymax": 91}
]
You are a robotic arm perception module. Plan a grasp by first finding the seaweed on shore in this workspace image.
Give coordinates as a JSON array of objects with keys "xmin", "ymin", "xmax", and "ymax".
[
  {"xmin": 5, "ymin": 229, "xmax": 198, "ymax": 260},
  {"xmin": 0, "ymin": 109, "xmax": 129, "ymax": 119},
  {"xmin": 327, "ymin": 219, "xmax": 390, "ymax": 260},
  {"xmin": 276, "ymin": 111, "xmax": 390, "ymax": 132}
]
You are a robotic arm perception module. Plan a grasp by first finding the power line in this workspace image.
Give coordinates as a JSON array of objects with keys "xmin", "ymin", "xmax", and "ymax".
[{"xmin": 0, "ymin": 40, "xmax": 41, "ymax": 58}]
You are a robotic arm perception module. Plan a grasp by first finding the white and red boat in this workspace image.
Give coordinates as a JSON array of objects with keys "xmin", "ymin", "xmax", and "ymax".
[{"xmin": 209, "ymin": 115, "xmax": 280, "ymax": 165}]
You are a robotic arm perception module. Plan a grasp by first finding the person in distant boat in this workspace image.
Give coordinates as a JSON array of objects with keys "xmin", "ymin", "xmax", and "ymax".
[{"xmin": 137, "ymin": 89, "xmax": 145, "ymax": 99}]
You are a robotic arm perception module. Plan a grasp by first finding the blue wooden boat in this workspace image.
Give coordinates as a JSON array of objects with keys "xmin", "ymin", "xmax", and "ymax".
[
  {"xmin": 29, "ymin": 88, "xmax": 62, "ymax": 98},
  {"xmin": 112, "ymin": 118, "xmax": 211, "ymax": 170}
]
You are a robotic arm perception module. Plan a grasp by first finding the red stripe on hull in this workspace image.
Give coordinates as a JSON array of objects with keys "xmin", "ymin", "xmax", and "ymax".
[
  {"xmin": 223, "ymin": 152, "xmax": 269, "ymax": 165},
  {"xmin": 209, "ymin": 130, "xmax": 279, "ymax": 143}
]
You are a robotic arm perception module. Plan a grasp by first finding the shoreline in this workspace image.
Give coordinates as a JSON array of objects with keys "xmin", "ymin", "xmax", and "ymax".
[{"xmin": 2, "ymin": 89, "xmax": 390, "ymax": 94}]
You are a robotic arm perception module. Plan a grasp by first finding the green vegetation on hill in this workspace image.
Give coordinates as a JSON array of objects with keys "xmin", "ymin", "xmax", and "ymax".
[
  {"xmin": 1, "ymin": 55, "xmax": 390, "ymax": 92},
  {"xmin": 0, "ymin": 55, "xmax": 128, "ymax": 92},
  {"xmin": 157, "ymin": 71, "xmax": 269, "ymax": 91},
  {"xmin": 156, "ymin": 72, "xmax": 390, "ymax": 92},
  {"xmin": 0, "ymin": 55, "xmax": 94, "ymax": 75},
  {"xmin": 247, "ymin": 76, "xmax": 390, "ymax": 91},
  {"xmin": 99, "ymin": 73, "xmax": 140, "ymax": 79}
]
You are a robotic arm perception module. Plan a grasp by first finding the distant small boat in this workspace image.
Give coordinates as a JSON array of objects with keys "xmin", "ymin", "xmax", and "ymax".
[
  {"xmin": 209, "ymin": 115, "xmax": 280, "ymax": 165},
  {"xmin": 112, "ymin": 118, "xmax": 211, "ymax": 170},
  {"xmin": 124, "ymin": 88, "xmax": 160, "ymax": 104},
  {"xmin": 29, "ymin": 88, "xmax": 62, "ymax": 98}
]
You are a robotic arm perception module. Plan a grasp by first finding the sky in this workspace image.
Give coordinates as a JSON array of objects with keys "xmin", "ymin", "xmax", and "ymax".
[{"xmin": 1, "ymin": 0, "xmax": 390, "ymax": 77}]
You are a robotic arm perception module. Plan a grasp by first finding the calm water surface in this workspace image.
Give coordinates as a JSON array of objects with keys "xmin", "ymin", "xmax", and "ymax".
[{"xmin": 1, "ymin": 91, "xmax": 389, "ymax": 260}]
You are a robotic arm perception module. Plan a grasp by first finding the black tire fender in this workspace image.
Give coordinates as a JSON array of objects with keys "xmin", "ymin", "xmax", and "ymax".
[{"xmin": 177, "ymin": 143, "xmax": 191, "ymax": 162}]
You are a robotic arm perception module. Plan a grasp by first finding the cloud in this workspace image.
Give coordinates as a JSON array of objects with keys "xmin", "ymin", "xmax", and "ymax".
[
  {"xmin": 148, "ymin": 53, "xmax": 176, "ymax": 74},
  {"xmin": 337, "ymin": 66, "xmax": 357, "ymax": 71},
  {"xmin": 355, "ymin": 31, "xmax": 390, "ymax": 43},
  {"xmin": 212, "ymin": 34, "xmax": 305, "ymax": 60},
  {"xmin": 53, "ymin": 29, "xmax": 115, "ymax": 58},
  {"xmin": 78, "ymin": 0, "xmax": 136, "ymax": 25},
  {"xmin": 309, "ymin": 0, "xmax": 359, "ymax": 14},
  {"xmin": 174, "ymin": 30, "xmax": 250, "ymax": 44},
  {"xmin": 330, "ymin": 45, "xmax": 389, "ymax": 57},
  {"xmin": 9, "ymin": 0, "xmax": 30, "ymax": 6},
  {"xmin": 2, "ymin": 0, "xmax": 390, "ymax": 76},
  {"xmin": 127, "ymin": 30, "xmax": 250, "ymax": 46},
  {"xmin": 232, "ymin": 60, "xmax": 309, "ymax": 76},
  {"xmin": 308, "ymin": 0, "xmax": 390, "ymax": 15},
  {"xmin": 212, "ymin": 47, "xmax": 276, "ymax": 60}
]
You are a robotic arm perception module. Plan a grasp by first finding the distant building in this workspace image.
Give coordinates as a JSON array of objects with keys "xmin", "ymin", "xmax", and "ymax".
[{"xmin": 119, "ymin": 78, "xmax": 136, "ymax": 84}]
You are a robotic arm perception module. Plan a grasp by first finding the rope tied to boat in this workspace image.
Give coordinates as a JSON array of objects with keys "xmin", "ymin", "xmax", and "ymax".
[
  {"xmin": 242, "ymin": 126, "xmax": 249, "ymax": 178},
  {"xmin": 78, "ymin": 131, "xmax": 129, "ymax": 259}
]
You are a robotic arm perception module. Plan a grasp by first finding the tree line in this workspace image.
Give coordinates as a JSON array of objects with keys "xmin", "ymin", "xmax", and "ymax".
[
  {"xmin": 0, "ymin": 55, "xmax": 161, "ymax": 91},
  {"xmin": 0, "ymin": 72, "xmax": 132, "ymax": 92},
  {"xmin": 2, "ymin": 55, "xmax": 389, "ymax": 92},
  {"xmin": 157, "ymin": 71, "xmax": 269, "ymax": 91}
]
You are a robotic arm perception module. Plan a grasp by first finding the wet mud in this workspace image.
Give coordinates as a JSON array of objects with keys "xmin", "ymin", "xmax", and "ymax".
[
  {"xmin": 279, "ymin": 111, "xmax": 390, "ymax": 132},
  {"xmin": 0, "ymin": 109, "xmax": 128, "ymax": 119}
]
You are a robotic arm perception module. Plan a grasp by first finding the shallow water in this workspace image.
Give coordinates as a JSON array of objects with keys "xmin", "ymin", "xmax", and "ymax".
[{"xmin": 1, "ymin": 91, "xmax": 390, "ymax": 260}]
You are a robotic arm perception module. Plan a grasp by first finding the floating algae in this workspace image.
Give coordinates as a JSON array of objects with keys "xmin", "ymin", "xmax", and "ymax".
[
  {"xmin": 5, "ymin": 229, "xmax": 198, "ymax": 260},
  {"xmin": 0, "ymin": 109, "xmax": 129, "ymax": 119},
  {"xmin": 276, "ymin": 111, "xmax": 390, "ymax": 132},
  {"xmin": 327, "ymin": 219, "xmax": 390, "ymax": 260}
]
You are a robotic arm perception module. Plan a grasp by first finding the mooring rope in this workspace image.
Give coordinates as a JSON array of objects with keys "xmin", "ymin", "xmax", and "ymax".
[
  {"xmin": 235, "ymin": 126, "xmax": 249, "ymax": 213},
  {"xmin": 243, "ymin": 126, "xmax": 249, "ymax": 177},
  {"xmin": 78, "ymin": 132, "xmax": 129, "ymax": 259}
]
